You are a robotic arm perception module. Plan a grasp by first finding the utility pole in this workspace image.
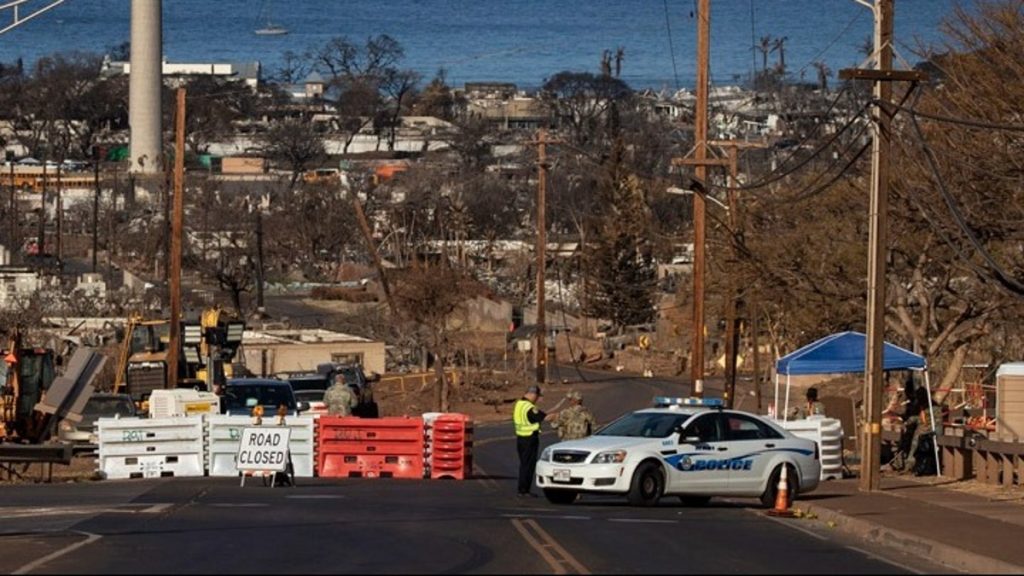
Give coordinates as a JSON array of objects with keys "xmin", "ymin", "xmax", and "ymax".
[
  {"xmin": 55, "ymin": 165, "xmax": 63, "ymax": 268},
  {"xmin": 37, "ymin": 159, "xmax": 46, "ymax": 256},
  {"xmin": 691, "ymin": 0, "xmax": 709, "ymax": 398},
  {"xmin": 840, "ymin": 0, "xmax": 924, "ymax": 492},
  {"xmin": 710, "ymin": 139, "xmax": 767, "ymax": 408},
  {"xmin": 670, "ymin": 0, "xmax": 713, "ymax": 397},
  {"xmin": 8, "ymin": 160, "xmax": 16, "ymax": 257},
  {"xmin": 752, "ymin": 299, "xmax": 762, "ymax": 412},
  {"xmin": 535, "ymin": 128, "xmax": 549, "ymax": 384},
  {"xmin": 92, "ymin": 150, "xmax": 100, "ymax": 272},
  {"xmin": 167, "ymin": 87, "xmax": 185, "ymax": 389},
  {"xmin": 254, "ymin": 207, "xmax": 265, "ymax": 312}
]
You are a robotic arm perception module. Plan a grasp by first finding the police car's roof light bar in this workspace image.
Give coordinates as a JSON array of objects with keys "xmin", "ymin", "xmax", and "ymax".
[{"xmin": 653, "ymin": 396, "xmax": 725, "ymax": 408}]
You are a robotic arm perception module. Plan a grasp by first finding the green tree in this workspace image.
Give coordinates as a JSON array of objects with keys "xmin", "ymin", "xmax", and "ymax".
[{"xmin": 580, "ymin": 141, "xmax": 656, "ymax": 330}]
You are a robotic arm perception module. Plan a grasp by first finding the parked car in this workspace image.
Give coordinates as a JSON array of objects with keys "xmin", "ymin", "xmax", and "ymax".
[
  {"xmin": 222, "ymin": 378, "xmax": 309, "ymax": 417},
  {"xmin": 535, "ymin": 397, "xmax": 821, "ymax": 506},
  {"xmin": 58, "ymin": 393, "xmax": 138, "ymax": 447},
  {"xmin": 61, "ymin": 159, "xmax": 88, "ymax": 172},
  {"xmin": 292, "ymin": 389, "xmax": 328, "ymax": 415}
]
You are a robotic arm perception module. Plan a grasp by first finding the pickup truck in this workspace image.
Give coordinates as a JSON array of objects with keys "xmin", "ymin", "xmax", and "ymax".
[{"xmin": 222, "ymin": 378, "xmax": 310, "ymax": 417}]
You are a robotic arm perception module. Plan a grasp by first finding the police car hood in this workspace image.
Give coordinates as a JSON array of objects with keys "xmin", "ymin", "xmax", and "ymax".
[{"xmin": 551, "ymin": 435, "xmax": 663, "ymax": 452}]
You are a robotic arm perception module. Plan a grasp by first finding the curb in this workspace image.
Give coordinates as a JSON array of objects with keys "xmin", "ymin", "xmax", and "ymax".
[{"xmin": 802, "ymin": 504, "xmax": 1024, "ymax": 574}]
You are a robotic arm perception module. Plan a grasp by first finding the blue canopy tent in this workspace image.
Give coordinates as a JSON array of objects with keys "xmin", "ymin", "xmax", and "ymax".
[
  {"xmin": 776, "ymin": 331, "xmax": 925, "ymax": 376},
  {"xmin": 772, "ymin": 331, "xmax": 940, "ymax": 476}
]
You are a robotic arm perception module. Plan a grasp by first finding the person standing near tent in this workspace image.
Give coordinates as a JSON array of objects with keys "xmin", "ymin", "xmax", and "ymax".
[
  {"xmin": 805, "ymin": 387, "xmax": 826, "ymax": 417},
  {"xmin": 904, "ymin": 386, "xmax": 940, "ymax": 474},
  {"xmin": 788, "ymin": 387, "xmax": 826, "ymax": 419}
]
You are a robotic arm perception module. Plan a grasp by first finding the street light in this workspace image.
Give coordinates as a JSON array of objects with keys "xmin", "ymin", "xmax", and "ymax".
[{"xmin": 666, "ymin": 185, "xmax": 729, "ymax": 210}]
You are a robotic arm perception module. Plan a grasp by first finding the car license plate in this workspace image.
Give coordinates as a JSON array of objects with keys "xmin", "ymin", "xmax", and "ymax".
[{"xmin": 553, "ymin": 468, "xmax": 571, "ymax": 482}]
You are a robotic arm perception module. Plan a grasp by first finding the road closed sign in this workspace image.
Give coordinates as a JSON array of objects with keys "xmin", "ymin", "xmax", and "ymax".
[{"xmin": 237, "ymin": 427, "xmax": 292, "ymax": 473}]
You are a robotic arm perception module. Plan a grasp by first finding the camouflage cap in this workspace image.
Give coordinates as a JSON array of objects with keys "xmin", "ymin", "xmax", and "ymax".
[{"xmin": 566, "ymin": 390, "xmax": 582, "ymax": 401}]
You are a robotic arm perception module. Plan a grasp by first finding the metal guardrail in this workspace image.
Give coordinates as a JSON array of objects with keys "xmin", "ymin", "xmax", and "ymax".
[
  {"xmin": 377, "ymin": 370, "xmax": 458, "ymax": 396},
  {"xmin": 0, "ymin": 443, "xmax": 74, "ymax": 482}
]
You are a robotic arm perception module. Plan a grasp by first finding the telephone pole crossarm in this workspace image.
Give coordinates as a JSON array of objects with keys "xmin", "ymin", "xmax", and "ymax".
[
  {"xmin": 672, "ymin": 158, "xmax": 731, "ymax": 168},
  {"xmin": 838, "ymin": 69, "xmax": 928, "ymax": 82}
]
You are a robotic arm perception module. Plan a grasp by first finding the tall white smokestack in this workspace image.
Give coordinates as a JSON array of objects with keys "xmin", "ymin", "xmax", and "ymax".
[{"xmin": 129, "ymin": 0, "xmax": 163, "ymax": 174}]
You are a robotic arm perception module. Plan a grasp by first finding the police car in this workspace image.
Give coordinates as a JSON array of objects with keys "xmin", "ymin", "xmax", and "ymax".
[{"xmin": 535, "ymin": 397, "xmax": 821, "ymax": 506}]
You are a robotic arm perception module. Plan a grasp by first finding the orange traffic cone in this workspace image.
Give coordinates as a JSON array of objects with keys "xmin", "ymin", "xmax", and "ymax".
[{"xmin": 766, "ymin": 465, "xmax": 796, "ymax": 517}]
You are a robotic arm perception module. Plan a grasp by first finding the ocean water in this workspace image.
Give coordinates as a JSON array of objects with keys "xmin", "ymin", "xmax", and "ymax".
[{"xmin": 0, "ymin": 0, "xmax": 963, "ymax": 90}]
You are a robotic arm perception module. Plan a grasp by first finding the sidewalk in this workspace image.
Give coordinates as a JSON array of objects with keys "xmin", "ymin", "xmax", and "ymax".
[{"xmin": 797, "ymin": 475, "xmax": 1024, "ymax": 574}]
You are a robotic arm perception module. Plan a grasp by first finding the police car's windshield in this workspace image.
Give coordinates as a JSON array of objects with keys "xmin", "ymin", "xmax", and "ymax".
[{"xmin": 595, "ymin": 412, "xmax": 691, "ymax": 438}]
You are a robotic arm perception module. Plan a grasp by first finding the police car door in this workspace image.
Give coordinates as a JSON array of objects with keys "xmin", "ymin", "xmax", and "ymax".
[
  {"xmin": 667, "ymin": 413, "xmax": 730, "ymax": 493},
  {"xmin": 721, "ymin": 412, "xmax": 783, "ymax": 492}
]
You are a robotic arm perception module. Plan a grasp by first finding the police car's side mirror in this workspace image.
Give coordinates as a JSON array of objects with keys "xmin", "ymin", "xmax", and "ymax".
[{"xmin": 296, "ymin": 401, "xmax": 310, "ymax": 413}]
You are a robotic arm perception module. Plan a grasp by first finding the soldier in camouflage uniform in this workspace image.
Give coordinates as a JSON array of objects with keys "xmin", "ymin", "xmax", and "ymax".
[
  {"xmin": 324, "ymin": 376, "xmax": 358, "ymax": 416},
  {"xmin": 553, "ymin": 391, "xmax": 596, "ymax": 440}
]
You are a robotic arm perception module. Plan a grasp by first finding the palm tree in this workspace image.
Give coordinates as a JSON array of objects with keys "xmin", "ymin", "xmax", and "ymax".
[
  {"xmin": 755, "ymin": 35, "xmax": 773, "ymax": 73},
  {"xmin": 771, "ymin": 36, "xmax": 789, "ymax": 73},
  {"xmin": 812, "ymin": 60, "xmax": 832, "ymax": 91}
]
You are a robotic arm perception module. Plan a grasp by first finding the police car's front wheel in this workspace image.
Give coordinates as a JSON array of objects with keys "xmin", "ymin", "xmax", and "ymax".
[{"xmin": 628, "ymin": 461, "xmax": 664, "ymax": 507}]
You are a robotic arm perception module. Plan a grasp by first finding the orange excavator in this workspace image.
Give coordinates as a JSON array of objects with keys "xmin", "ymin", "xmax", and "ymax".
[{"xmin": 1, "ymin": 329, "xmax": 58, "ymax": 443}]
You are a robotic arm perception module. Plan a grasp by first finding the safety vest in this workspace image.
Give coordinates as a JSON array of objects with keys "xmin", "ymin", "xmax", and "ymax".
[{"xmin": 513, "ymin": 398, "xmax": 540, "ymax": 437}]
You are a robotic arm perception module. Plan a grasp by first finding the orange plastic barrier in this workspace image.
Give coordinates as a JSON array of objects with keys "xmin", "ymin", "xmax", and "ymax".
[
  {"xmin": 428, "ymin": 414, "xmax": 474, "ymax": 480},
  {"xmin": 318, "ymin": 416, "xmax": 425, "ymax": 479}
]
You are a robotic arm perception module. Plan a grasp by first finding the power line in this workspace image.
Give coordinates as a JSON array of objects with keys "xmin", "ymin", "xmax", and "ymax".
[
  {"xmin": 706, "ymin": 100, "xmax": 871, "ymax": 193},
  {"xmin": 889, "ymin": 134, "xmax": 996, "ymax": 284},
  {"xmin": 907, "ymin": 106, "xmax": 1024, "ymax": 296},
  {"xmin": 663, "ymin": 0, "xmax": 681, "ymax": 92},
  {"xmin": 878, "ymin": 98, "xmax": 1024, "ymax": 132},
  {"xmin": 777, "ymin": 139, "xmax": 870, "ymax": 204},
  {"xmin": 794, "ymin": 10, "xmax": 865, "ymax": 80}
]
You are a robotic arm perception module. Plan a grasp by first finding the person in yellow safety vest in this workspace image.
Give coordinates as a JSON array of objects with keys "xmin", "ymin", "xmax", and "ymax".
[{"xmin": 514, "ymin": 384, "xmax": 549, "ymax": 497}]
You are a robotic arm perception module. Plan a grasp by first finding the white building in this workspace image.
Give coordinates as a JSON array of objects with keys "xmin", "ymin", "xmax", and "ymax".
[{"xmin": 103, "ymin": 57, "xmax": 262, "ymax": 89}]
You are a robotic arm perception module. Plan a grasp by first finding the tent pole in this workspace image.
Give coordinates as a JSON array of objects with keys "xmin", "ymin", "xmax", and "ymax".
[
  {"xmin": 773, "ymin": 373, "xmax": 780, "ymax": 419},
  {"xmin": 924, "ymin": 370, "xmax": 941, "ymax": 477},
  {"xmin": 784, "ymin": 374, "xmax": 791, "ymax": 422}
]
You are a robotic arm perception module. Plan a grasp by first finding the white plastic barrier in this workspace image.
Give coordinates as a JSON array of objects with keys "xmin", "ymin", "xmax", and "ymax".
[
  {"xmin": 778, "ymin": 416, "xmax": 844, "ymax": 481},
  {"xmin": 97, "ymin": 416, "xmax": 205, "ymax": 479},
  {"xmin": 206, "ymin": 415, "xmax": 316, "ymax": 478},
  {"xmin": 421, "ymin": 412, "xmax": 444, "ymax": 479}
]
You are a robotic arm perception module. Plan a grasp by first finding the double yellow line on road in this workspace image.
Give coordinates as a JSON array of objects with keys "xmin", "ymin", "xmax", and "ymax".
[
  {"xmin": 477, "ymin": 431, "xmax": 587, "ymax": 572},
  {"xmin": 510, "ymin": 517, "xmax": 590, "ymax": 574}
]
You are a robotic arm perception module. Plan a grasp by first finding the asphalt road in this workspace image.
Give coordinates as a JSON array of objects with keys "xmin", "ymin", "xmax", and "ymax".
[{"xmin": 0, "ymin": 368, "xmax": 949, "ymax": 574}]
